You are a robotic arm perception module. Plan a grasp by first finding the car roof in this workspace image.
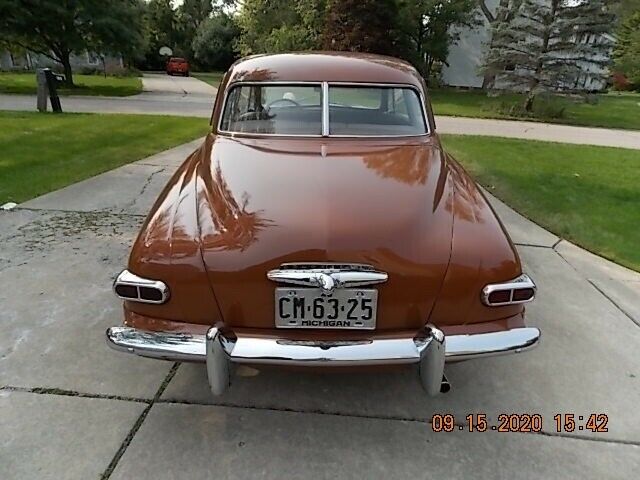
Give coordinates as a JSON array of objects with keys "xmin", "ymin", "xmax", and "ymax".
[{"xmin": 224, "ymin": 52, "xmax": 424, "ymax": 89}]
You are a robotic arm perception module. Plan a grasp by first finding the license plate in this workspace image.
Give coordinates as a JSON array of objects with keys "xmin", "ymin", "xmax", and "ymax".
[{"xmin": 275, "ymin": 288, "xmax": 377, "ymax": 329}]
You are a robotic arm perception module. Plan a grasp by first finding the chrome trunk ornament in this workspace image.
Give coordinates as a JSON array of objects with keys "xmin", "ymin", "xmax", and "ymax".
[{"xmin": 267, "ymin": 263, "xmax": 388, "ymax": 294}]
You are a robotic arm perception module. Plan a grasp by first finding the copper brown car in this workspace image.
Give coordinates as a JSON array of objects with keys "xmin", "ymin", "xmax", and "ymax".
[{"xmin": 107, "ymin": 52, "xmax": 540, "ymax": 396}]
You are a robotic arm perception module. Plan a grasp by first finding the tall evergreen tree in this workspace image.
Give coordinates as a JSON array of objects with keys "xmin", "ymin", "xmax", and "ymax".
[
  {"xmin": 484, "ymin": 0, "xmax": 615, "ymax": 111},
  {"xmin": 478, "ymin": 0, "xmax": 517, "ymax": 88},
  {"xmin": 322, "ymin": 0, "xmax": 399, "ymax": 55}
]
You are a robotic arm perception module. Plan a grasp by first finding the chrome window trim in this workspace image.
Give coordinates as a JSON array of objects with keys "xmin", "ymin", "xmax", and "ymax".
[
  {"xmin": 217, "ymin": 81, "xmax": 431, "ymax": 138},
  {"xmin": 217, "ymin": 81, "xmax": 325, "ymax": 138},
  {"xmin": 321, "ymin": 81, "xmax": 330, "ymax": 136}
]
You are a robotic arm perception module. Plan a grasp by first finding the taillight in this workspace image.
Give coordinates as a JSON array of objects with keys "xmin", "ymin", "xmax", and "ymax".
[
  {"xmin": 113, "ymin": 270, "xmax": 169, "ymax": 304},
  {"xmin": 482, "ymin": 274, "xmax": 536, "ymax": 306}
]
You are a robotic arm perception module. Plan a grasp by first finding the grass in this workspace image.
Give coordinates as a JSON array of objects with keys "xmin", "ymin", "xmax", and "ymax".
[
  {"xmin": 430, "ymin": 89, "xmax": 640, "ymax": 131},
  {"xmin": 192, "ymin": 71, "xmax": 225, "ymax": 88},
  {"xmin": 0, "ymin": 72, "xmax": 142, "ymax": 96},
  {"xmin": 0, "ymin": 111, "xmax": 210, "ymax": 203},
  {"xmin": 441, "ymin": 134, "xmax": 640, "ymax": 271}
]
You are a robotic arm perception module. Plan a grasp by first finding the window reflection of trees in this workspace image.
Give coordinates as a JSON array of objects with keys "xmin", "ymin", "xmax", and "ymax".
[{"xmin": 362, "ymin": 147, "xmax": 430, "ymax": 186}]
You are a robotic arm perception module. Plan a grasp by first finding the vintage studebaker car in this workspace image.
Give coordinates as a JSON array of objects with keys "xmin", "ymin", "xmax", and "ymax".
[{"xmin": 106, "ymin": 53, "xmax": 540, "ymax": 396}]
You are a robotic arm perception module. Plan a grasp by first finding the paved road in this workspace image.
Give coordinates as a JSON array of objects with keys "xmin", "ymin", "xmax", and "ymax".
[
  {"xmin": 2, "ymin": 74, "xmax": 640, "ymax": 149},
  {"xmin": 1, "ymin": 139, "xmax": 638, "ymax": 479},
  {"xmin": 0, "ymin": 72, "xmax": 217, "ymax": 118}
]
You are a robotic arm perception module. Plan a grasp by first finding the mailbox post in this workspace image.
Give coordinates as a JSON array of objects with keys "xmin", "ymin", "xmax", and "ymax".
[
  {"xmin": 36, "ymin": 68, "xmax": 64, "ymax": 113},
  {"xmin": 36, "ymin": 69, "xmax": 48, "ymax": 112}
]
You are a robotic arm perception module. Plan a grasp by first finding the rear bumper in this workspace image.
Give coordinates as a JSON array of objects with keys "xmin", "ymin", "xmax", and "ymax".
[
  {"xmin": 105, "ymin": 325, "xmax": 540, "ymax": 364},
  {"xmin": 106, "ymin": 324, "xmax": 539, "ymax": 396}
]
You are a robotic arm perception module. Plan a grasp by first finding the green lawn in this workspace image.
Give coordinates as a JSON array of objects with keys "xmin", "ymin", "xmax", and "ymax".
[
  {"xmin": 192, "ymin": 72, "xmax": 225, "ymax": 88},
  {"xmin": 0, "ymin": 111, "xmax": 210, "ymax": 203},
  {"xmin": 431, "ymin": 89, "xmax": 640, "ymax": 131},
  {"xmin": 442, "ymin": 134, "xmax": 640, "ymax": 271},
  {"xmin": 0, "ymin": 72, "xmax": 142, "ymax": 96}
]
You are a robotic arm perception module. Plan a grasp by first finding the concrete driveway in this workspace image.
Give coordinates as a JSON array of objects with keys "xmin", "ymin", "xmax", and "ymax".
[
  {"xmin": 1, "ymin": 139, "xmax": 639, "ymax": 479},
  {"xmin": 141, "ymin": 72, "xmax": 217, "ymax": 96}
]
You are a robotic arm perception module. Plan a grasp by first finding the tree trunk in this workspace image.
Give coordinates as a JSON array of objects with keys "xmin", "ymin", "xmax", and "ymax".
[
  {"xmin": 482, "ymin": 73, "xmax": 495, "ymax": 90},
  {"xmin": 523, "ymin": 0, "xmax": 558, "ymax": 112},
  {"xmin": 60, "ymin": 53, "xmax": 74, "ymax": 87},
  {"xmin": 524, "ymin": 90, "xmax": 536, "ymax": 112}
]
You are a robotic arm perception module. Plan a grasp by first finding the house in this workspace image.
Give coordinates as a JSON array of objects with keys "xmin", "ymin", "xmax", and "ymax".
[
  {"xmin": 441, "ymin": 0, "xmax": 614, "ymax": 92},
  {"xmin": 0, "ymin": 50, "xmax": 124, "ymax": 72}
]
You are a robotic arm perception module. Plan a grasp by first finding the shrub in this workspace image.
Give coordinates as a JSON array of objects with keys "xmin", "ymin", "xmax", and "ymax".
[
  {"xmin": 493, "ymin": 94, "xmax": 567, "ymax": 120},
  {"xmin": 532, "ymin": 96, "xmax": 567, "ymax": 119}
]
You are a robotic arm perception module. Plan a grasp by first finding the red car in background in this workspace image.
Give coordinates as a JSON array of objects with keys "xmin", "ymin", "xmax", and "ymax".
[{"xmin": 166, "ymin": 57, "xmax": 190, "ymax": 76}]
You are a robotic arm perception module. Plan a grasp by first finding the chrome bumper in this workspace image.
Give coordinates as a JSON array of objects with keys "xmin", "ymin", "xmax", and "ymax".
[{"xmin": 106, "ymin": 325, "xmax": 540, "ymax": 395}]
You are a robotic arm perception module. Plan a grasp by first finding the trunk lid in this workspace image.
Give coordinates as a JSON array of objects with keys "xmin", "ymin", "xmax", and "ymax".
[{"xmin": 197, "ymin": 136, "xmax": 454, "ymax": 331}]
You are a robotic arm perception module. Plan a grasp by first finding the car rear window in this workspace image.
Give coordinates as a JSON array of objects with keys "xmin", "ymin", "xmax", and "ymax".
[
  {"xmin": 219, "ymin": 83, "xmax": 427, "ymax": 136},
  {"xmin": 220, "ymin": 84, "xmax": 323, "ymax": 135},
  {"xmin": 329, "ymin": 86, "xmax": 426, "ymax": 136}
]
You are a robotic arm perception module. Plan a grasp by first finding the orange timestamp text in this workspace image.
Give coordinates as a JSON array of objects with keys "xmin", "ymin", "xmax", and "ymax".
[{"xmin": 430, "ymin": 413, "xmax": 609, "ymax": 433}]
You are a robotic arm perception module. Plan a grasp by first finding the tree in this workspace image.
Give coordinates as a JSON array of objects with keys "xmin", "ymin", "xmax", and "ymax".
[
  {"xmin": 235, "ymin": 0, "xmax": 326, "ymax": 55},
  {"xmin": 0, "ymin": 0, "xmax": 145, "ymax": 86},
  {"xmin": 192, "ymin": 12, "xmax": 240, "ymax": 70},
  {"xmin": 397, "ymin": 0, "xmax": 480, "ymax": 81},
  {"xmin": 478, "ymin": 0, "xmax": 518, "ymax": 88},
  {"xmin": 614, "ymin": 11, "xmax": 640, "ymax": 88},
  {"xmin": 321, "ymin": 0, "xmax": 399, "ymax": 55},
  {"xmin": 612, "ymin": 0, "xmax": 640, "ymax": 21},
  {"xmin": 175, "ymin": 0, "xmax": 214, "ymax": 62},
  {"xmin": 143, "ymin": 0, "xmax": 179, "ymax": 70},
  {"xmin": 484, "ymin": 0, "xmax": 616, "ymax": 111}
]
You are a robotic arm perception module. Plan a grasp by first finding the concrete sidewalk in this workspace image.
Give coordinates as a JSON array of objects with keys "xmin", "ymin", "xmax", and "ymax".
[
  {"xmin": 436, "ymin": 115, "xmax": 640, "ymax": 150},
  {"xmin": 1, "ymin": 140, "xmax": 639, "ymax": 479}
]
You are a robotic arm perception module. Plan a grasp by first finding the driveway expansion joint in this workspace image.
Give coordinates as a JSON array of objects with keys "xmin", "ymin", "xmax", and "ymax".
[
  {"xmin": 514, "ymin": 242, "xmax": 554, "ymax": 249},
  {"xmin": 0, "ymin": 385, "xmax": 150, "ymax": 404},
  {"xmin": 100, "ymin": 362, "xmax": 180, "ymax": 480},
  {"xmin": 553, "ymin": 248, "xmax": 640, "ymax": 329},
  {"xmin": 551, "ymin": 238, "xmax": 563, "ymax": 249},
  {"xmin": 587, "ymin": 280, "xmax": 640, "ymax": 328}
]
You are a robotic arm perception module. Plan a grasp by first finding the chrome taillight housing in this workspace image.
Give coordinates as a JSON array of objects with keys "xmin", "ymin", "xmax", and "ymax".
[
  {"xmin": 113, "ymin": 270, "xmax": 170, "ymax": 304},
  {"xmin": 482, "ymin": 274, "xmax": 536, "ymax": 307}
]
